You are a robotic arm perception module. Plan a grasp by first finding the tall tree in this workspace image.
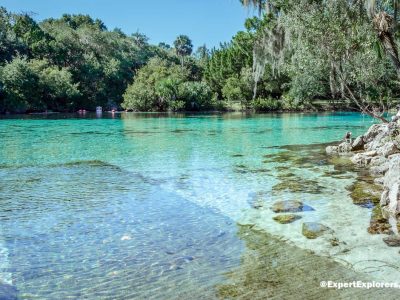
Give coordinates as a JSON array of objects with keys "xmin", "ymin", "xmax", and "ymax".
[{"xmin": 173, "ymin": 35, "xmax": 193, "ymax": 66}]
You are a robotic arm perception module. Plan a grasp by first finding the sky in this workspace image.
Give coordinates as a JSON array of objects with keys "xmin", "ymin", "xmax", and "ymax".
[{"xmin": 0, "ymin": 0, "xmax": 257, "ymax": 49}]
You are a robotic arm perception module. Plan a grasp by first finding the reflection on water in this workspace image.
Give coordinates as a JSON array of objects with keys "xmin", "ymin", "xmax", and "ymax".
[{"xmin": 0, "ymin": 112, "xmax": 392, "ymax": 299}]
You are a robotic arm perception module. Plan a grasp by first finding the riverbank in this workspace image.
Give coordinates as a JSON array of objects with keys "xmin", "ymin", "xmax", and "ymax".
[
  {"xmin": 0, "ymin": 99, "xmax": 359, "ymax": 115},
  {"xmin": 235, "ymin": 138, "xmax": 400, "ymax": 283},
  {"xmin": 326, "ymin": 121, "xmax": 400, "ymax": 245}
]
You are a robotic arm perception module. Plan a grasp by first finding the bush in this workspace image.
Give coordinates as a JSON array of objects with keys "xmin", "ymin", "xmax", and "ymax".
[
  {"xmin": 179, "ymin": 81, "xmax": 215, "ymax": 110},
  {"xmin": 222, "ymin": 72, "xmax": 252, "ymax": 109},
  {"xmin": 280, "ymin": 94, "xmax": 305, "ymax": 111},
  {"xmin": 251, "ymin": 97, "xmax": 281, "ymax": 112},
  {"xmin": 122, "ymin": 57, "xmax": 188, "ymax": 111},
  {"xmin": 123, "ymin": 57, "xmax": 219, "ymax": 112}
]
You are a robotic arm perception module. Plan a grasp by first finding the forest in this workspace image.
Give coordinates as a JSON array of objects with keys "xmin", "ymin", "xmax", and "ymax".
[{"xmin": 1, "ymin": 0, "xmax": 400, "ymax": 115}]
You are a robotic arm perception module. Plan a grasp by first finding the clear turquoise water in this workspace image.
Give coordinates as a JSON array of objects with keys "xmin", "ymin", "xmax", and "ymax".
[{"xmin": 0, "ymin": 112, "xmax": 376, "ymax": 299}]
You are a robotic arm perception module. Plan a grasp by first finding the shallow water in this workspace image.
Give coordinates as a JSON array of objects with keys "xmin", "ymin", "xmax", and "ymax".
[{"xmin": 0, "ymin": 112, "xmax": 398, "ymax": 299}]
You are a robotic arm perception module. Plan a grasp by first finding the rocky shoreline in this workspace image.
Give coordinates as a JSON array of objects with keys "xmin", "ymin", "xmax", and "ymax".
[{"xmin": 326, "ymin": 121, "xmax": 400, "ymax": 245}]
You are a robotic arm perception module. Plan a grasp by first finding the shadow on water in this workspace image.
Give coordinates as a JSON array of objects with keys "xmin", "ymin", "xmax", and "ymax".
[{"xmin": 216, "ymin": 225, "xmax": 399, "ymax": 299}]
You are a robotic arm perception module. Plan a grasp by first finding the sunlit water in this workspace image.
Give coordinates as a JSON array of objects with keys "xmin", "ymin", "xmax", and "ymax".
[{"xmin": 0, "ymin": 112, "xmax": 397, "ymax": 299}]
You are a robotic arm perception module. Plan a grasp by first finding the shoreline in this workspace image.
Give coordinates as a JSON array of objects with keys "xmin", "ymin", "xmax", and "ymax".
[
  {"xmin": 233, "ymin": 128, "xmax": 400, "ymax": 284},
  {"xmin": 0, "ymin": 109, "xmax": 375, "ymax": 117}
]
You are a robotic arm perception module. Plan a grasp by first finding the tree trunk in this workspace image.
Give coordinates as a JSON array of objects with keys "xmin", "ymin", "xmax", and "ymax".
[{"xmin": 374, "ymin": 12, "xmax": 400, "ymax": 77}]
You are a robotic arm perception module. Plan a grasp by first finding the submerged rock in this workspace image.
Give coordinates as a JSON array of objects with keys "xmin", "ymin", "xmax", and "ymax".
[
  {"xmin": 271, "ymin": 200, "xmax": 304, "ymax": 213},
  {"xmin": 368, "ymin": 205, "xmax": 391, "ymax": 234},
  {"xmin": 347, "ymin": 181, "xmax": 382, "ymax": 207},
  {"xmin": 302, "ymin": 222, "xmax": 332, "ymax": 239},
  {"xmin": 273, "ymin": 214, "xmax": 301, "ymax": 224},
  {"xmin": 329, "ymin": 237, "xmax": 340, "ymax": 246},
  {"xmin": 383, "ymin": 235, "xmax": 400, "ymax": 247},
  {"xmin": 272, "ymin": 178, "xmax": 324, "ymax": 194},
  {"xmin": 252, "ymin": 198, "xmax": 265, "ymax": 209}
]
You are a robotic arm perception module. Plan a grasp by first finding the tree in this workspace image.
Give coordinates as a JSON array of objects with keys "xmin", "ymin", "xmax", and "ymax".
[
  {"xmin": 122, "ymin": 57, "xmax": 188, "ymax": 111},
  {"xmin": 238, "ymin": 0, "xmax": 400, "ymax": 120},
  {"xmin": 173, "ymin": 35, "xmax": 193, "ymax": 66},
  {"xmin": 30, "ymin": 59, "xmax": 80, "ymax": 111},
  {"xmin": 0, "ymin": 57, "xmax": 41, "ymax": 112},
  {"xmin": 122, "ymin": 57, "xmax": 216, "ymax": 111},
  {"xmin": 131, "ymin": 31, "xmax": 149, "ymax": 48}
]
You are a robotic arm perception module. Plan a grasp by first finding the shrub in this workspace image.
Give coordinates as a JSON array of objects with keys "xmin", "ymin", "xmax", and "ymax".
[{"xmin": 252, "ymin": 97, "xmax": 281, "ymax": 112}]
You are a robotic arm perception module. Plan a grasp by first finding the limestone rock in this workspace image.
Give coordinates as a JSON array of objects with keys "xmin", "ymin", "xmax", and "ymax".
[
  {"xmin": 326, "ymin": 145, "xmax": 338, "ymax": 155},
  {"xmin": 374, "ymin": 177, "xmax": 384, "ymax": 185},
  {"xmin": 370, "ymin": 156, "xmax": 387, "ymax": 166},
  {"xmin": 337, "ymin": 141, "xmax": 352, "ymax": 153},
  {"xmin": 351, "ymin": 151, "xmax": 377, "ymax": 166},
  {"xmin": 380, "ymin": 154, "xmax": 400, "ymax": 213},
  {"xmin": 364, "ymin": 124, "xmax": 389, "ymax": 150},
  {"xmin": 378, "ymin": 141, "xmax": 399, "ymax": 158},
  {"xmin": 351, "ymin": 135, "xmax": 365, "ymax": 151},
  {"xmin": 326, "ymin": 142, "xmax": 352, "ymax": 155},
  {"xmin": 370, "ymin": 162, "xmax": 390, "ymax": 176}
]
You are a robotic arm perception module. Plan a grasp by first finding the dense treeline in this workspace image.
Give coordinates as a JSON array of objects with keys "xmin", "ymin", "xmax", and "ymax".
[
  {"xmin": 1, "ymin": 1, "xmax": 400, "ymax": 114},
  {"xmin": 0, "ymin": 8, "xmax": 216, "ymax": 113}
]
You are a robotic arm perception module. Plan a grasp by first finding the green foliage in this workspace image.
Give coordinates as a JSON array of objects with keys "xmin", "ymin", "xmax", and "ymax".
[
  {"xmin": 174, "ymin": 35, "xmax": 193, "ymax": 66},
  {"xmin": 0, "ymin": 57, "xmax": 80, "ymax": 113},
  {"xmin": 30, "ymin": 59, "xmax": 80, "ymax": 111},
  {"xmin": 3, "ymin": 2, "xmax": 400, "ymax": 114},
  {"xmin": 0, "ymin": 57, "xmax": 40, "ymax": 112},
  {"xmin": 205, "ymin": 30, "xmax": 254, "ymax": 96},
  {"xmin": 173, "ymin": 35, "xmax": 193, "ymax": 57},
  {"xmin": 122, "ymin": 57, "xmax": 217, "ymax": 111},
  {"xmin": 0, "ymin": 7, "xmax": 166, "ymax": 112},
  {"xmin": 240, "ymin": 0, "xmax": 400, "ymax": 115},
  {"xmin": 179, "ymin": 81, "xmax": 217, "ymax": 110},
  {"xmin": 252, "ymin": 97, "xmax": 281, "ymax": 112},
  {"xmin": 222, "ymin": 70, "xmax": 253, "ymax": 109}
]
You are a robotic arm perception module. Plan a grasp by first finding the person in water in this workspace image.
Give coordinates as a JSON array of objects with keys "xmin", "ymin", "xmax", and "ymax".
[{"xmin": 343, "ymin": 131, "xmax": 352, "ymax": 143}]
